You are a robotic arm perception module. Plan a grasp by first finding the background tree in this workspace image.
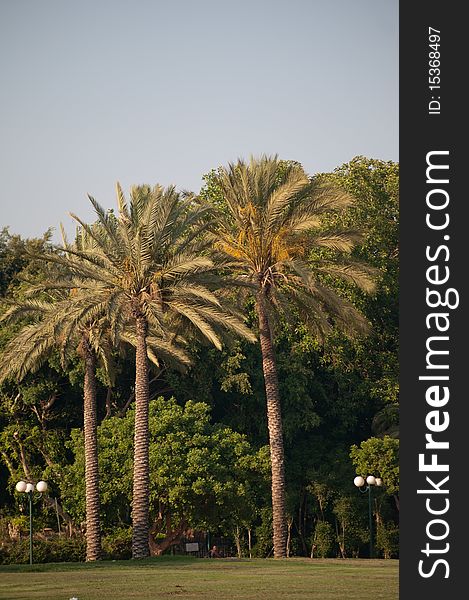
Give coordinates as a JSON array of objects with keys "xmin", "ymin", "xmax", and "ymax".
[
  {"xmin": 0, "ymin": 228, "xmax": 53, "ymax": 298},
  {"xmin": 60, "ymin": 397, "xmax": 270, "ymax": 555},
  {"xmin": 350, "ymin": 436, "xmax": 399, "ymax": 504},
  {"xmin": 316, "ymin": 156, "xmax": 399, "ymax": 438},
  {"xmin": 350, "ymin": 436, "xmax": 399, "ymax": 558}
]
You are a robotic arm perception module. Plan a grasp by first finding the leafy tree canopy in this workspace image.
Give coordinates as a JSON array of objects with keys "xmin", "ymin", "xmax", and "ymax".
[
  {"xmin": 350, "ymin": 436, "xmax": 399, "ymax": 496},
  {"xmin": 61, "ymin": 397, "xmax": 270, "ymax": 533}
]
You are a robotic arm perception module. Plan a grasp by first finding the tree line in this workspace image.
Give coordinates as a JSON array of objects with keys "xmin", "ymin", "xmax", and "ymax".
[{"xmin": 0, "ymin": 156, "xmax": 399, "ymax": 562}]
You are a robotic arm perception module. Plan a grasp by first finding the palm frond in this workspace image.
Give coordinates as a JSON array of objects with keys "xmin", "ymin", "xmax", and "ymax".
[
  {"xmin": 310, "ymin": 230, "xmax": 364, "ymax": 253},
  {"xmin": 317, "ymin": 261, "xmax": 378, "ymax": 293},
  {"xmin": 166, "ymin": 301, "xmax": 223, "ymax": 350},
  {"xmin": 265, "ymin": 169, "xmax": 309, "ymax": 235}
]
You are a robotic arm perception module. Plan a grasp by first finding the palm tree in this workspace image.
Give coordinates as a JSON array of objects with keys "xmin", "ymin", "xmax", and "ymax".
[
  {"xmin": 0, "ymin": 291, "xmax": 114, "ymax": 561},
  {"xmin": 209, "ymin": 156, "xmax": 377, "ymax": 558},
  {"xmin": 37, "ymin": 183, "xmax": 255, "ymax": 558}
]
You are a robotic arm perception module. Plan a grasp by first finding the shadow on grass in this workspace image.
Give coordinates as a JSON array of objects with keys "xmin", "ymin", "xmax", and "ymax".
[
  {"xmin": 0, "ymin": 556, "xmax": 398, "ymax": 574},
  {"xmin": 0, "ymin": 554, "xmax": 200, "ymax": 573}
]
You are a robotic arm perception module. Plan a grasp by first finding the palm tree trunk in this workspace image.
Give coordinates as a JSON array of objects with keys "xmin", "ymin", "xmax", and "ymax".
[
  {"xmin": 256, "ymin": 291, "xmax": 287, "ymax": 559},
  {"xmin": 132, "ymin": 313, "xmax": 151, "ymax": 558},
  {"xmin": 82, "ymin": 338, "xmax": 102, "ymax": 561}
]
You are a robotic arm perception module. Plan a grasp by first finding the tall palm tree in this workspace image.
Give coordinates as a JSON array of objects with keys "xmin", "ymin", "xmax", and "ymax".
[
  {"xmin": 209, "ymin": 156, "xmax": 377, "ymax": 558},
  {"xmin": 37, "ymin": 183, "xmax": 255, "ymax": 558}
]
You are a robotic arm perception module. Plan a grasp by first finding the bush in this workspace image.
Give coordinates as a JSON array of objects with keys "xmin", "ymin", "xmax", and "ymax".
[
  {"xmin": 288, "ymin": 536, "xmax": 303, "ymax": 557},
  {"xmin": 102, "ymin": 527, "xmax": 132, "ymax": 560},
  {"xmin": 312, "ymin": 521, "xmax": 335, "ymax": 558},
  {"xmin": 0, "ymin": 536, "xmax": 86, "ymax": 565},
  {"xmin": 0, "ymin": 515, "xmax": 28, "ymax": 543},
  {"xmin": 251, "ymin": 508, "xmax": 273, "ymax": 558},
  {"xmin": 376, "ymin": 522, "xmax": 399, "ymax": 559}
]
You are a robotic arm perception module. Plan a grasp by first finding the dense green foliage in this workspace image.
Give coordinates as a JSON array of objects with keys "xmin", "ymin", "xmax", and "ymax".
[
  {"xmin": 0, "ymin": 156, "xmax": 399, "ymax": 562},
  {"xmin": 350, "ymin": 436, "xmax": 399, "ymax": 497},
  {"xmin": 61, "ymin": 398, "xmax": 269, "ymax": 538}
]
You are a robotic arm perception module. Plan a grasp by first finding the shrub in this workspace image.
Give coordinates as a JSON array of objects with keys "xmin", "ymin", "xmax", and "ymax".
[
  {"xmin": 0, "ymin": 536, "xmax": 86, "ymax": 565},
  {"xmin": 312, "ymin": 521, "xmax": 335, "ymax": 558},
  {"xmin": 288, "ymin": 536, "xmax": 302, "ymax": 557},
  {"xmin": 376, "ymin": 522, "xmax": 399, "ymax": 559},
  {"xmin": 102, "ymin": 527, "xmax": 132, "ymax": 560},
  {"xmin": 251, "ymin": 508, "xmax": 273, "ymax": 558},
  {"xmin": 0, "ymin": 515, "xmax": 28, "ymax": 543}
]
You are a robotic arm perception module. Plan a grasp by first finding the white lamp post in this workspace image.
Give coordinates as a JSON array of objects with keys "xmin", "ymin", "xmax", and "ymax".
[
  {"xmin": 15, "ymin": 480, "xmax": 48, "ymax": 565},
  {"xmin": 353, "ymin": 475, "xmax": 383, "ymax": 558}
]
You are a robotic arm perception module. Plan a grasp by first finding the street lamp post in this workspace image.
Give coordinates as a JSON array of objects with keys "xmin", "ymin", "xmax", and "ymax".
[
  {"xmin": 15, "ymin": 480, "xmax": 48, "ymax": 565},
  {"xmin": 353, "ymin": 475, "xmax": 383, "ymax": 559}
]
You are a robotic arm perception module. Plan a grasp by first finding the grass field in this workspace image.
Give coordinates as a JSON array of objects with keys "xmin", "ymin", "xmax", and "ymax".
[{"xmin": 0, "ymin": 556, "xmax": 398, "ymax": 600}]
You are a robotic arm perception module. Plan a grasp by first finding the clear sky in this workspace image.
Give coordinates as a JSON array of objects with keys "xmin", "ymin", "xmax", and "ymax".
[{"xmin": 0, "ymin": 0, "xmax": 398, "ymax": 241}]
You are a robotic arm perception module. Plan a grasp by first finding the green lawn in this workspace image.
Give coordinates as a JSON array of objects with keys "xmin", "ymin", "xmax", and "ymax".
[{"xmin": 0, "ymin": 556, "xmax": 398, "ymax": 600}]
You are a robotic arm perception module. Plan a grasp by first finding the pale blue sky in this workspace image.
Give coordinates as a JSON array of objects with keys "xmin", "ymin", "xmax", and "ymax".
[{"xmin": 0, "ymin": 0, "xmax": 398, "ymax": 240}]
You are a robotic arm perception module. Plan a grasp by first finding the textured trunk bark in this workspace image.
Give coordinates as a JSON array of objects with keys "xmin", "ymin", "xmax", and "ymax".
[
  {"xmin": 256, "ymin": 291, "xmax": 287, "ymax": 559},
  {"xmin": 82, "ymin": 338, "xmax": 102, "ymax": 561},
  {"xmin": 132, "ymin": 313, "xmax": 151, "ymax": 559}
]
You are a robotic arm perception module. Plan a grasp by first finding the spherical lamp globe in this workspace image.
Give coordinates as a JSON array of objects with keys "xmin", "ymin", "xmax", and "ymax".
[{"xmin": 15, "ymin": 481, "xmax": 27, "ymax": 493}]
